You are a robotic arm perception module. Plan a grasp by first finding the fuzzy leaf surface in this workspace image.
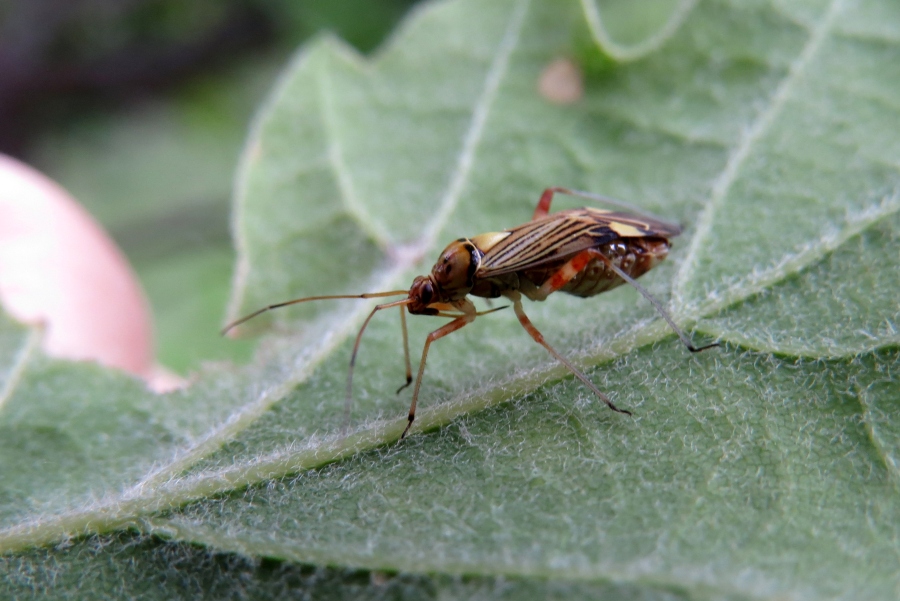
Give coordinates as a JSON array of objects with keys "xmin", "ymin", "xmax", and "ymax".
[{"xmin": 1, "ymin": 0, "xmax": 899, "ymax": 599}]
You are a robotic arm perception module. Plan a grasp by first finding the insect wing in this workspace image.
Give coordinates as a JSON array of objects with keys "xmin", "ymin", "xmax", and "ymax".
[
  {"xmin": 477, "ymin": 208, "xmax": 679, "ymax": 277},
  {"xmin": 585, "ymin": 207, "xmax": 682, "ymax": 239}
]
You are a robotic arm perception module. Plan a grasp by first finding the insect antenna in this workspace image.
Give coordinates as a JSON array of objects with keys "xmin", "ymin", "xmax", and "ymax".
[
  {"xmin": 221, "ymin": 290, "xmax": 410, "ymax": 335},
  {"xmin": 222, "ymin": 290, "xmax": 414, "ymax": 435}
]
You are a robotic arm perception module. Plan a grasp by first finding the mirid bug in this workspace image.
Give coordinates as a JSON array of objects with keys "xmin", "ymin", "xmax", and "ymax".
[{"xmin": 224, "ymin": 187, "xmax": 717, "ymax": 439}]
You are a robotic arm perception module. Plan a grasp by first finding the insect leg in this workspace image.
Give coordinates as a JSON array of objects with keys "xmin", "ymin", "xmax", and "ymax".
[
  {"xmin": 590, "ymin": 250, "xmax": 718, "ymax": 353},
  {"xmin": 396, "ymin": 305, "xmax": 413, "ymax": 393},
  {"xmin": 534, "ymin": 187, "xmax": 635, "ymax": 220},
  {"xmin": 506, "ymin": 290, "xmax": 631, "ymax": 415},
  {"xmin": 532, "ymin": 188, "xmax": 563, "ymax": 220},
  {"xmin": 532, "ymin": 187, "xmax": 678, "ymax": 227},
  {"xmin": 344, "ymin": 298, "xmax": 413, "ymax": 433},
  {"xmin": 532, "ymin": 249, "xmax": 595, "ymax": 300},
  {"xmin": 402, "ymin": 313, "xmax": 475, "ymax": 439}
]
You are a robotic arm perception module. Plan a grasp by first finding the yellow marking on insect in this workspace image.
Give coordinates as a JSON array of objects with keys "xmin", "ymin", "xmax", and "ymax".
[
  {"xmin": 606, "ymin": 221, "xmax": 645, "ymax": 237},
  {"xmin": 469, "ymin": 231, "xmax": 511, "ymax": 253}
]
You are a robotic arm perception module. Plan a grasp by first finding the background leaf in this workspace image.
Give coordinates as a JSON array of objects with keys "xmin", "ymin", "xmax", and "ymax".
[
  {"xmin": 579, "ymin": 0, "xmax": 699, "ymax": 61},
  {"xmin": 2, "ymin": 0, "xmax": 899, "ymax": 599}
]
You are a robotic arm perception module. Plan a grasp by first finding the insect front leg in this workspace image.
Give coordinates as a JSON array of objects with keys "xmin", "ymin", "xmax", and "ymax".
[
  {"xmin": 395, "ymin": 305, "xmax": 413, "ymax": 393},
  {"xmin": 402, "ymin": 308, "xmax": 476, "ymax": 439},
  {"xmin": 344, "ymin": 298, "xmax": 414, "ymax": 433}
]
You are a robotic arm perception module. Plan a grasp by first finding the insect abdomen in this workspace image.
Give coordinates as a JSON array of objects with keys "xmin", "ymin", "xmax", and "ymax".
[{"xmin": 565, "ymin": 238, "xmax": 670, "ymax": 297}]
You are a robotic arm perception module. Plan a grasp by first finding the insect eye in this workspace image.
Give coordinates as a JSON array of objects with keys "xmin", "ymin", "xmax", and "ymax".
[{"xmin": 419, "ymin": 281, "xmax": 434, "ymax": 305}]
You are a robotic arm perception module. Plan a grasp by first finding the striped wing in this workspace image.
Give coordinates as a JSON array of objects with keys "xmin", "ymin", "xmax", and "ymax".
[{"xmin": 477, "ymin": 208, "xmax": 681, "ymax": 278}]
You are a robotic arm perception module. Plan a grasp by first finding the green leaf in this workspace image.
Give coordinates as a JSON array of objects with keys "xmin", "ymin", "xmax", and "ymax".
[
  {"xmin": 579, "ymin": 0, "xmax": 700, "ymax": 61},
  {"xmin": 2, "ymin": 0, "xmax": 900, "ymax": 599},
  {"xmin": 0, "ymin": 533, "xmax": 696, "ymax": 601}
]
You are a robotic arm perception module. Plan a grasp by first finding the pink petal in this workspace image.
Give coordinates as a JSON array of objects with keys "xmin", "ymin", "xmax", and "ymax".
[{"xmin": 0, "ymin": 154, "xmax": 182, "ymax": 392}]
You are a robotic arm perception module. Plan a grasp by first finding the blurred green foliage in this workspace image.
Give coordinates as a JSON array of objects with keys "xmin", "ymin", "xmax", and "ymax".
[{"xmin": 9, "ymin": 0, "xmax": 419, "ymax": 373}]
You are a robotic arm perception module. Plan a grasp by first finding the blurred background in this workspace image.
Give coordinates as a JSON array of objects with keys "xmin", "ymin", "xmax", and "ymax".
[{"xmin": 0, "ymin": 0, "xmax": 421, "ymax": 374}]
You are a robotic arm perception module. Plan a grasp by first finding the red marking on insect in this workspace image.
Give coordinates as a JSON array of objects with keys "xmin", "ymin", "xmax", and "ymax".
[{"xmin": 224, "ymin": 187, "xmax": 718, "ymax": 439}]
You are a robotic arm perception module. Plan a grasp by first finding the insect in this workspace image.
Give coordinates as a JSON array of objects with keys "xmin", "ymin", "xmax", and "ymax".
[{"xmin": 224, "ymin": 187, "xmax": 717, "ymax": 439}]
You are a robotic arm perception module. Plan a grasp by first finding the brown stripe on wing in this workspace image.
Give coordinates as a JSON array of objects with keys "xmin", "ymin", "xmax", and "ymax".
[
  {"xmin": 478, "ymin": 210, "xmax": 617, "ymax": 277},
  {"xmin": 477, "ymin": 208, "xmax": 681, "ymax": 278}
]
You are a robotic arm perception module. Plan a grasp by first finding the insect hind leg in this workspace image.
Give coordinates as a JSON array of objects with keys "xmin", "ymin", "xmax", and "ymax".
[
  {"xmin": 533, "ymin": 188, "xmax": 564, "ymax": 220},
  {"xmin": 532, "ymin": 187, "xmax": 674, "ymax": 224},
  {"xmin": 590, "ymin": 250, "xmax": 718, "ymax": 353}
]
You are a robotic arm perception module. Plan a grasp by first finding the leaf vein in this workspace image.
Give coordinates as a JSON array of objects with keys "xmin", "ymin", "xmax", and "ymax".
[
  {"xmin": 674, "ymin": 0, "xmax": 847, "ymax": 307},
  {"xmin": 0, "ymin": 328, "xmax": 41, "ymax": 416},
  {"xmin": 409, "ymin": 0, "xmax": 531, "ymax": 257},
  {"xmin": 579, "ymin": 0, "xmax": 699, "ymax": 62},
  {"xmin": 317, "ymin": 58, "xmax": 394, "ymax": 250}
]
